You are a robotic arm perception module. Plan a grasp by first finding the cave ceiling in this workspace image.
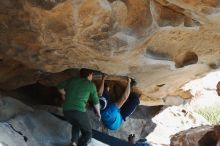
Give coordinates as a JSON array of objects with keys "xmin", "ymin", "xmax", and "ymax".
[{"xmin": 1, "ymin": 0, "xmax": 220, "ymax": 105}]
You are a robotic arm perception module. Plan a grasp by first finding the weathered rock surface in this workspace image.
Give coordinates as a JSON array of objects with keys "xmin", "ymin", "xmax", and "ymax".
[
  {"xmin": 170, "ymin": 125, "xmax": 220, "ymax": 146},
  {"xmin": 0, "ymin": 96, "xmax": 109, "ymax": 146},
  {"xmin": 0, "ymin": 96, "xmax": 72, "ymax": 146},
  {"xmin": 1, "ymin": 0, "xmax": 220, "ymax": 105},
  {"xmin": 0, "ymin": 123, "xmax": 28, "ymax": 146},
  {"xmin": 0, "ymin": 96, "xmax": 33, "ymax": 121}
]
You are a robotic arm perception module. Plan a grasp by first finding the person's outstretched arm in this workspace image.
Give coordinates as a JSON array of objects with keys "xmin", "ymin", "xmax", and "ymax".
[
  {"xmin": 116, "ymin": 78, "xmax": 131, "ymax": 108},
  {"xmin": 90, "ymin": 83, "xmax": 101, "ymax": 121},
  {"xmin": 98, "ymin": 75, "xmax": 107, "ymax": 96}
]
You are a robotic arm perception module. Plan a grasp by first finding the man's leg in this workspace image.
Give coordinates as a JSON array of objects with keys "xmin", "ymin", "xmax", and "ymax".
[
  {"xmin": 71, "ymin": 122, "xmax": 80, "ymax": 145},
  {"xmin": 64, "ymin": 111, "xmax": 80, "ymax": 145},
  {"xmin": 78, "ymin": 129, "xmax": 92, "ymax": 146},
  {"xmin": 77, "ymin": 112, "xmax": 92, "ymax": 146},
  {"xmin": 120, "ymin": 92, "xmax": 140, "ymax": 121}
]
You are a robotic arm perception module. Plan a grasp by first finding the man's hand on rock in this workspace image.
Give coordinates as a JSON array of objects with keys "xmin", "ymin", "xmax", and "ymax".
[
  {"xmin": 102, "ymin": 74, "xmax": 107, "ymax": 80},
  {"xmin": 128, "ymin": 77, "xmax": 131, "ymax": 84}
]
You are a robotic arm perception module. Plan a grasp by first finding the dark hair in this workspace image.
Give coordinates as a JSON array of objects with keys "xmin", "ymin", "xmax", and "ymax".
[{"xmin": 80, "ymin": 68, "xmax": 93, "ymax": 78}]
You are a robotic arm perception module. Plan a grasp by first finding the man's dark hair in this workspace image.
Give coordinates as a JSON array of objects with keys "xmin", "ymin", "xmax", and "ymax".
[{"xmin": 80, "ymin": 68, "xmax": 93, "ymax": 78}]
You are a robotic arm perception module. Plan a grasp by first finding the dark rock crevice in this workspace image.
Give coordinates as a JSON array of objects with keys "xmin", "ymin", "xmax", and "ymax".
[
  {"xmin": 1, "ymin": 67, "xmax": 139, "ymax": 108},
  {"xmin": 28, "ymin": 0, "xmax": 66, "ymax": 10}
]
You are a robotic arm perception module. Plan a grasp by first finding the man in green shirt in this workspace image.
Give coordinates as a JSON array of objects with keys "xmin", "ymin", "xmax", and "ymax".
[{"xmin": 57, "ymin": 68, "xmax": 100, "ymax": 146}]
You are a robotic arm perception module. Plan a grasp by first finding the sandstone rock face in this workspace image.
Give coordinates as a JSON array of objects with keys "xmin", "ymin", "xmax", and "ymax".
[
  {"xmin": 170, "ymin": 125, "xmax": 220, "ymax": 146},
  {"xmin": 1, "ymin": 0, "xmax": 220, "ymax": 105}
]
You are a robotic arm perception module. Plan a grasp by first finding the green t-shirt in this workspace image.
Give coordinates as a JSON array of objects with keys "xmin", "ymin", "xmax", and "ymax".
[{"xmin": 57, "ymin": 77, "xmax": 99, "ymax": 112}]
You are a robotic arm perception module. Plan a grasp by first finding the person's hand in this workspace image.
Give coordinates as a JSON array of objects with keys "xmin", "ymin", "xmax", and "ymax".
[
  {"xmin": 96, "ymin": 111, "xmax": 101, "ymax": 121},
  {"xmin": 94, "ymin": 104, "xmax": 101, "ymax": 121},
  {"xmin": 102, "ymin": 74, "xmax": 107, "ymax": 80},
  {"xmin": 127, "ymin": 77, "xmax": 131, "ymax": 84}
]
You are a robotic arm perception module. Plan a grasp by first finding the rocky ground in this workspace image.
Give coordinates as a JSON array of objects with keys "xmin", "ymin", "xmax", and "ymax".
[
  {"xmin": 0, "ymin": 93, "xmax": 160, "ymax": 146},
  {"xmin": 0, "ymin": 96, "xmax": 110, "ymax": 146}
]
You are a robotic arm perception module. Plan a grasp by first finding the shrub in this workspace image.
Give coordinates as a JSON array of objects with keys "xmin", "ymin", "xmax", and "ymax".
[{"xmin": 196, "ymin": 106, "xmax": 220, "ymax": 125}]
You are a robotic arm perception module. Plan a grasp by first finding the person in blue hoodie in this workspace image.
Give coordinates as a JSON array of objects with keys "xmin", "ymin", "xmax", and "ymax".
[{"xmin": 98, "ymin": 75, "xmax": 140, "ymax": 130}]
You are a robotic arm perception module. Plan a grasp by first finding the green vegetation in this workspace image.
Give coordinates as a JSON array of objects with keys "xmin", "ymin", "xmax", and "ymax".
[{"xmin": 196, "ymin": 106, "xmax": 220, "ymax": 125}]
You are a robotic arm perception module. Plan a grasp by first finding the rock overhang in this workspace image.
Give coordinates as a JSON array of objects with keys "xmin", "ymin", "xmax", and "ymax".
[{"xmin": 1, "ymin": 0, "xmax": 220, "ymax": 105}]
